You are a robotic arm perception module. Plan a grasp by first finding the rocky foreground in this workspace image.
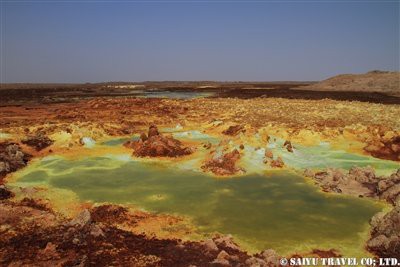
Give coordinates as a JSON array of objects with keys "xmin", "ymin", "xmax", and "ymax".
[{"xmin": 1, "ymin": 190, "xmax": 348, "ymax": 267}]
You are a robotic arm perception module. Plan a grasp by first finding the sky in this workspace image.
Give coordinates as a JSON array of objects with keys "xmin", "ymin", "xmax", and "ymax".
[{"xmin": 1, "ymin": 1, "xmax": 399, "ymax": 83}]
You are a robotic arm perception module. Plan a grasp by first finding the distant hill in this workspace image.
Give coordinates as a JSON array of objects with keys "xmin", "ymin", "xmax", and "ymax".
[{"xmin": 300, "ymin": 71, "xmax": 400, "ymax": 96}]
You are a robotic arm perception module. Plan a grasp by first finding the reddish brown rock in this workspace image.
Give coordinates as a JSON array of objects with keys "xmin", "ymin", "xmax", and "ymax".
[
  {"xmin": 21, "ymin": 133, "xmax": 53, "ymax": 151},
  {"xmin": 91, "ymin": 204, "xmax": 129, "ymax": 225},
  {"xmin": 0, "ymin": 185, "xmax": 14, "ymax": 200},
  {"xmin": 203, "ymin": 142, "xmax": 212, "ymax": 150},
  {"xmin": 201, "ymin": 239, "xmax": 218, "ymax": 253},
  {"xmin": 19, "ymin": 197, "xmax": 52, "ymax": 212},
  {"xmin": 367, "ymin": 205, "xmax": 400, "ymax": 258},
  {"xmin": 125, "ymin": 125, "xmax": 193, "ymax": 157},
  {"xmin": 222, "ymin": 125, "xmax": 245, "ymax": 136},
  {"xmin": 283, "ymin": 140, "xmax": 294, "ymax": 153},
  {"xmin": 213, "ymin": 234, "xmax": 241, "ymax": 251},
  {"xmin": 264, "ymin": 149, "xmax": 273, "ymax": 159},
  {"xmin": 148, "ymin": 124, "xmax": 159, "ymax": 138},
  {"xmin": 257, "ymin": 249, "xmax": 281, "ymax": 266},
  {"xmin": 202, "ymin": 149, "xmax": 244, "ymax": 176},
  {"xmin": 37, "ymin": 242, "xmax": 60, "ymax": 261},
  {"xmin": 0, "ymin": 142, "xmax": 31, "ymax": 183},
  {"xmin": 304, "ymin": 167, "xmax": 400, "ymax": 204},
  {"xmin": 270, "ymin": 156, "xmax": 285, "ymax": 168},
  {"xmin": 140, "ymin": 132, "xmax": 148, "ymax": 142},
  {"xmin": 211, "ymin": 250, "xmax": 231, "ymax": 266},
  {"xmin": 68, "ymin": 209, "xmax": 92, "ymax": 228},
  {"xmin": 364, "ymin": 135, "xmax": 400, "ymax": 161}
]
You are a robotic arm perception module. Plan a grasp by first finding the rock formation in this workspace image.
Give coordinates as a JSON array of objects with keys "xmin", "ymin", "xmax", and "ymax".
[
  {"xmin": 264, "ymin": 149, "xmax": 273, "ymax": 159},
  {"xmin": 263, "ymin": 150, "xmax": 285, "ymax": 168},
  {"xmin": 0, "ymin": 142, "xmax": 31, "ymax": 183},
  {"xmin": 270, "ymin": 156, "xmax": 285, "ymax": 168},
  {"xmin": 202, "ymin": 149, "xmax": 244, "ymax": 176},
  {"xmin": 304, "ymin": 167, "xmax": 400, "ymax": 204},
  {"xmin": 367, "ymin": 205, "xmax": 400, "ymax": 258},
  {"xmin": 222, "ymin": 125, "xmax": 245, "ymax": 136},
  {"xmin": 22, "ymin": 133, "xmax": 53, "ymax": 151},
  {"xmin": 0, "ymin": 185, "xmax": 14, "ymax": 200},
  {"xmin": 364, "ymin": 135, "xmax": 400, "ymax": 161},
  {"xmin": 124, "ymin": 125, "xmax": 193, "ymax": 157},
  {"xmin": 283, "ymin": 140, "xmax": 294, "ymax": 153}
]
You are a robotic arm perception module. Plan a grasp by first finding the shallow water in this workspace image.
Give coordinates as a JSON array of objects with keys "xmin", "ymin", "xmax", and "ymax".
[
  {"xmin": 270, "ymin": 140, "xmax": 400, "ymax": 175},
  {"xmin": 130, "ymin": 90, "xmax": 215, "ymax": 99},
  {"xmin": 13, "ymin": 156, "xmax": 384, "ymax": 256},
  {"xmin": 100, "ymin": 136, "xmax": 139, "ymax": 146}
]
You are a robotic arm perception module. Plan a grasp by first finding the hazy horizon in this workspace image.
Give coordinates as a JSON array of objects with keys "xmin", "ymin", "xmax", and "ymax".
[{"xmin": 1, "ymin": 1, "xmax": 399, "ymax": 83}]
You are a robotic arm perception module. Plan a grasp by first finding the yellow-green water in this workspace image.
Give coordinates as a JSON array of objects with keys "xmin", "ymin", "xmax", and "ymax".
[{"xmin": 11, "ymin": 155, "xmax": 385, "ymax": 256}]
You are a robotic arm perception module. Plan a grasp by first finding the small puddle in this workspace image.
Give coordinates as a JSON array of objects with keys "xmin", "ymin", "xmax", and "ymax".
[{"xmin": 11, "ymin": 156, "xmax": 385, "ymax": 256}]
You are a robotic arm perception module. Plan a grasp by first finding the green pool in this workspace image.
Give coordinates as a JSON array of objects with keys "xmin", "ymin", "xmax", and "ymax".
[{"xmin": 11, "ymin": 155, "xmax": 385, "ymax": 256}]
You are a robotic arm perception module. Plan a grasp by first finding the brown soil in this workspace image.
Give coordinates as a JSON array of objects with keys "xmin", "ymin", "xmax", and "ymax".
[{"xmin": 300, "ymin": 71, "xmax": 400, "ymax": 96}]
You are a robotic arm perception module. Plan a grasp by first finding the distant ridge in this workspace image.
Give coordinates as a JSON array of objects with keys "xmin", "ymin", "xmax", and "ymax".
[{"xmin": 300, "ymin": 71, "xmax": 400, "ymax": 96}]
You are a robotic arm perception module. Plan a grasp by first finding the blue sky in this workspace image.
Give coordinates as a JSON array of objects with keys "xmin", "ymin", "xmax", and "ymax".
[{"xmin": 1, "ymin": 1, "xmax": 399, "ymax": 82}]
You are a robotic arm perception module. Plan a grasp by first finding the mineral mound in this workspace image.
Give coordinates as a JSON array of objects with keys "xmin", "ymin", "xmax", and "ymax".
[
  {"xmin": 125, "ymin": 125, "xmax": 193, "ymax": 157},
  {"xmin": 0, "ymin": 142, "xmax": 31, "ymax": 183},
  {"xmin": 202, "ymin": 149, "xmax": 244, "ymax": 176}
]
